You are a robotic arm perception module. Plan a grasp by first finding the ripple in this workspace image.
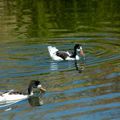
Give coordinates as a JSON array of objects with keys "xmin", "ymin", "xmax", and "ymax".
[{"xmin": 84, "ymin": 41, "xmax": 120, "ymax": 67}]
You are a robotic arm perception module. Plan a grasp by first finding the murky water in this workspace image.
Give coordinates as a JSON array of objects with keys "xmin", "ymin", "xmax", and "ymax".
[{"xmin": 0, "ymin": 0, "xmax": 120, "ymax": 120}]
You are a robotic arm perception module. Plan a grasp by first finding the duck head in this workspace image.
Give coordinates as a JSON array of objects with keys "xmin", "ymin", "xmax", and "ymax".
[
  {"xmin": 28, "ymin": 80, "xmax": 46, "ymax": 95},
  {"xmin": 74, "ymin": 44, "xmax": 85, "ymax": 57}
]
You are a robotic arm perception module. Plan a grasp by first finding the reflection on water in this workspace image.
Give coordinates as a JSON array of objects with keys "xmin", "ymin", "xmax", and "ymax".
[
  {"xmin": 50, "ymin": 61, "xmax": 58, "ymax": 71},
  {"xmin": 0, "ymin": 0, "xmax": 120, "ymax": 120},
  {"xmin": 0, "ymin": 0, "xmax": 120, "ymax": 42},
  {"xmin": 28, "ymin": 96, "xmax": 44, "ymax": 107},
  {"xmin": 74, "ymin": 60, "xmax": 85, "ymax": 73},
  {"xmin": 0, "ymin": 101, "xmax": 19, "ymax": 108}
]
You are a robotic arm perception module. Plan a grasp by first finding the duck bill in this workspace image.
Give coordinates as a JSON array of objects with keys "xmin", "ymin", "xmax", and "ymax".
[
  {"xmin": 39, "ymin": 86, "xmax": 46, "ymax": 93},
  {"xmin": 80, "ymin": 49, "xmax": 85, "ymax": 56}
]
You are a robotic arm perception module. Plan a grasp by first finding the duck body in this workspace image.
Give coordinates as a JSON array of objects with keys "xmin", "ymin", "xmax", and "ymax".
[
  {"xmin": 0, "ymin": 91, "xmax": 28, "ymax": 103},
  {"xmin": 0, "ymin": 80, "xmax": 46, "ymax": 104},
  {"xmin": 48, "ymin": 44, "xmax": 84, "ymax": 61}
]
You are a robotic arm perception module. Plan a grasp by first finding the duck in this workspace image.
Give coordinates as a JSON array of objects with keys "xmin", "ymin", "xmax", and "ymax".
[
  {"xmin": 48, "ymin": 44, "xmax": 85, "ymax": 61},
  {"xmin": 0, "ymin": 80, "xmax": 46, "ymax": 103}
]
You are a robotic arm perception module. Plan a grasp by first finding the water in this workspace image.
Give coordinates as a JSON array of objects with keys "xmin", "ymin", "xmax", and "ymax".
[{"xmin": 0, "ymin": 0, "xmax": 120, "ymax": 120}]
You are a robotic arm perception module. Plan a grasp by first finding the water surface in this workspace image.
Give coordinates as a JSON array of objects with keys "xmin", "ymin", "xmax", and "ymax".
[{"xmin": 0, "ymin": 0, "xmax": 120, "ymax": 120}]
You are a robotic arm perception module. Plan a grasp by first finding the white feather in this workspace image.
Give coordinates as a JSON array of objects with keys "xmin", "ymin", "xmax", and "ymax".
[
  {"xmin": 48, "ymin": 46, "xmax": 63, "ymax": 60},
  {"xmin": 0, "ymin": 93, "xmax": 28, "ymax": 104}
]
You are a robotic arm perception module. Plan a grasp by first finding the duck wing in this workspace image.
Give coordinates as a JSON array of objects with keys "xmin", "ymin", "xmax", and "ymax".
[{"xmin": 56, "ymin": 51, "xmax": 69, "ymax": 60}]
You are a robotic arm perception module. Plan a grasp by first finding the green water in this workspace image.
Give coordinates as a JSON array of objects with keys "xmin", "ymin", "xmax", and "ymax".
[{"xmin": 0, "ymin": 0, "xmax": 120, "ymax": 120}]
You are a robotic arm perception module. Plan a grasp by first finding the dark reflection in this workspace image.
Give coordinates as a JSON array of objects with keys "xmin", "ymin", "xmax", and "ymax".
[
  {"xmin": 28, "ymin": 93, "xmax": 44, "ymax": 106},
  {"xmin": 74, "ymin": 60, "xmax": 85, "ymax": 73}
]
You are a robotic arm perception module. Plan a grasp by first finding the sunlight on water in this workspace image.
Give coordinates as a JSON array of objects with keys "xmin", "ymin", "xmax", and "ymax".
[
  {"xmin": 0, "ymin": 0, "xmax": 120, "ymax": 120},
  {"xmin": 50, "ymin": 61, "xmax": 58, "ymax": 71}
]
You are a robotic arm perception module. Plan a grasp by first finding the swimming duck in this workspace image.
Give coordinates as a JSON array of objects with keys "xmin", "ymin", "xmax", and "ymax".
[
  {"xmin": 48, "ymin": 44, "xmax": 85, "ymax": 61},
  {"xmin": 0, "ymin": 80, "xmax": 46, "ymax": 103}
]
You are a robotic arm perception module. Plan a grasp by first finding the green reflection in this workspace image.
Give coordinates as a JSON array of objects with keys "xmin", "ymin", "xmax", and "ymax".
[{"xmin": 0, "ymin": 0, "xmax": 120, "ymax": 41}]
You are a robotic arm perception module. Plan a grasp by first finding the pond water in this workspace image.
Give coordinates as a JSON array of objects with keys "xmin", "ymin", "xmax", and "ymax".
[{"xmin": 0, "ymin": 0, "xmax": 120, "ymax": 120}]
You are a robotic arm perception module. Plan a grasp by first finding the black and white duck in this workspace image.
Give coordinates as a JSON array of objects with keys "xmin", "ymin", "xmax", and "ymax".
[
  {"xmin": 48, "ymin": 44, "xmax": 85, "ymax": 61},
  {"xmin": 0, "ymin": 80, "xmax": 46, "ymax": 103}
]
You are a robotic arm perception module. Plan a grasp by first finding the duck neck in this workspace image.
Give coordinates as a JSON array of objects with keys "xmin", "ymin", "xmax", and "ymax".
[
  {"xmin": 71, "ymin": 48, "xmax": 77, "ymax": 58},
  {"xmin": 28, "ymin": 85, "xmax": 33, "ymax": 96}
]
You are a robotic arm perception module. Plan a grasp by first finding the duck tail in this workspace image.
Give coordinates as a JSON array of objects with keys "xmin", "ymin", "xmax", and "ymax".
[{"xmin": 47, "ymin": 46, "xmax": 58, "ymax": 57}]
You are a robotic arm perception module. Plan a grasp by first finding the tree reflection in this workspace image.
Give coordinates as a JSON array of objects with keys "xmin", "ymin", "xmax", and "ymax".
[{"xmin": 0, "ymin": 0, "xmax": 120, "ymax": 41}]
